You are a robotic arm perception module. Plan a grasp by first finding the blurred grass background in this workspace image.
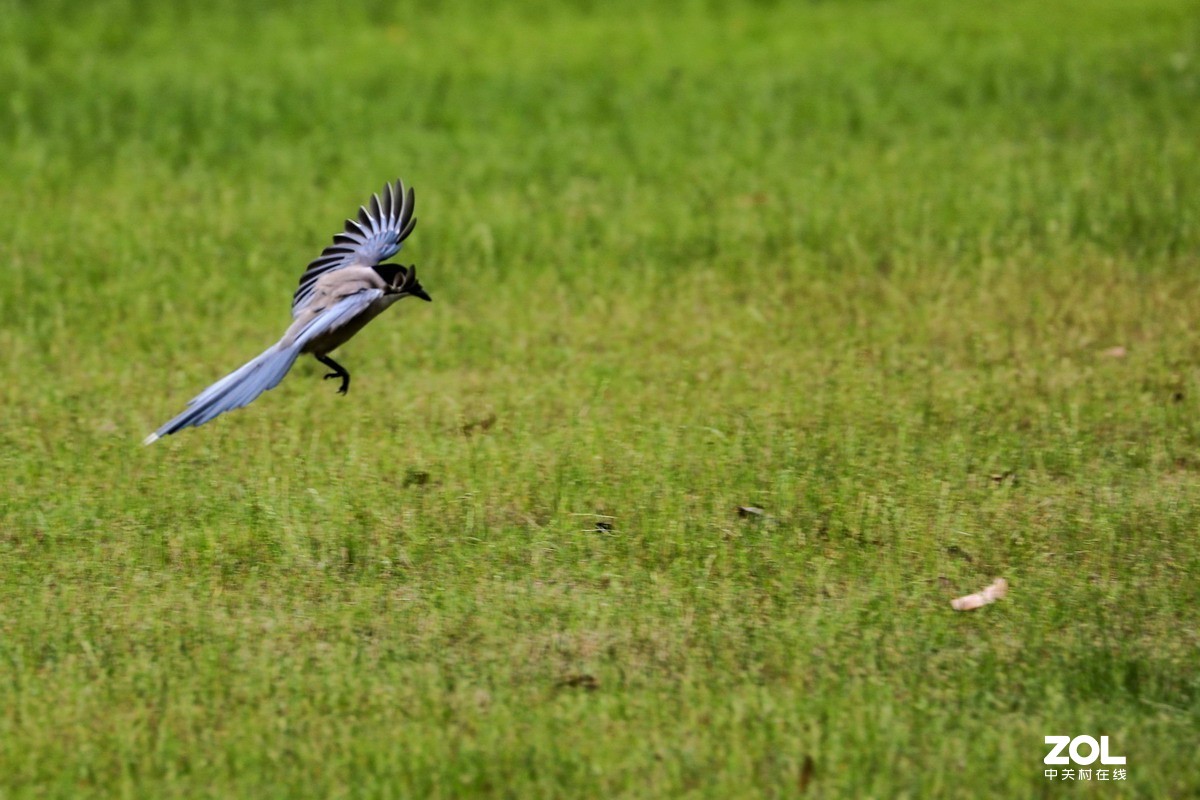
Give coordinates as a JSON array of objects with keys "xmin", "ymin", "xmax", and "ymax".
[{"xmin": 1, "ymin": 0, "xmax": 1199, "ymax": 796}]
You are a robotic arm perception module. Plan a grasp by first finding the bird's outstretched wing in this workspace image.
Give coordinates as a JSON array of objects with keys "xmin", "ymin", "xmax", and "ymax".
[{"xmin": 292, "ymin": 179, "xmax": 416, "ymax": 317}]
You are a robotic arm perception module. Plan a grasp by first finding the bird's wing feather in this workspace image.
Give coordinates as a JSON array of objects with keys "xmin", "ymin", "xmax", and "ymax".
[
  {"xmin": 292, "ymin": 179, "xmax": 416, "ymax": 317},
  {"xmin": 290, "ymin": 288, "xmax": 385, "ymax": 348}
]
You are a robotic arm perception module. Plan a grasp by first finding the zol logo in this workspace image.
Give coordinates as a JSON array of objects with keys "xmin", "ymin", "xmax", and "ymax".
[{"xmin": 1044, "ymin": 735, "xmax": 1126, "ymax": 766}]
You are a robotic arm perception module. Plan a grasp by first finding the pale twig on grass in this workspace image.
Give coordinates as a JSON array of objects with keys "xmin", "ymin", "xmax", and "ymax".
[{"xmin": 950, "ymin": 578, "xmax": 1009, "ymax": 611}]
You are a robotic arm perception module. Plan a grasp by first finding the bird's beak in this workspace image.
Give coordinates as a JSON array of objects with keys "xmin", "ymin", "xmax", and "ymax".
[{"xmin": 401, "ymin": 265, "xmax": 431, "ymax": 302}]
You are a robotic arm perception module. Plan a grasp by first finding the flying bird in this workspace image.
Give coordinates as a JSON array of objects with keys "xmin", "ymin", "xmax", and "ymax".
[{"xmin": 144, "ymin": 179, "xmax": 430, "ymax": 445}]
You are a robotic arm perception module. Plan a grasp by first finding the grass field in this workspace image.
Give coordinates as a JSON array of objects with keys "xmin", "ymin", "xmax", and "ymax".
[{"xmin": 2, "ymin": 0, "xmax": 1199, "ymax": 796}]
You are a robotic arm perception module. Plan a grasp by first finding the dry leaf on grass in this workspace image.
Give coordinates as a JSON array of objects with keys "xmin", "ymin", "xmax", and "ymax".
[
  {"xmin": 460, "ymin": 413, "xmax": 497, "ymax": 436},
  {"xmin": 401, "ymin": 469, "xmax": 431, "ymax": 488},
  {"xmin": 950, "ymin": 578, "xmax": 1008, "ymax": 611},
  {"xmin": 736, "ymin": 506, "xmax": 780, "ymax": 527},
  {"xmin": 798, "ymin": 754, "xmax": 816, "ymax": 794},
  {"xmin": 556, "ymin": 673, "xmax": 599, "ymax": 691}
]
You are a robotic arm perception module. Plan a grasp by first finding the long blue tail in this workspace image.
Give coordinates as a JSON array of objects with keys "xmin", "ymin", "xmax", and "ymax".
[{"xmin": 144, "ymin": 342, "xmax": 302, "ymax": 444}]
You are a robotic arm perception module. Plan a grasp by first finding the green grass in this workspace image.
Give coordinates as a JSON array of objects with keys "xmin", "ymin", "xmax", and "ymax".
[{"xmin": 2, "ymin": 0, "xmax": 1200, "ymax": 795}]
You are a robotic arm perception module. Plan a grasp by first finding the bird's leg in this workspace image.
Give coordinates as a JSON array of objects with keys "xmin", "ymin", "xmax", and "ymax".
[{"xmin": 315, "ymin": 354, "xmax": 350, "ymax": 395}]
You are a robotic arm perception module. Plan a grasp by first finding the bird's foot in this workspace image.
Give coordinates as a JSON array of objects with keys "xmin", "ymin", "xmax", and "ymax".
[
  {"xmin": 316, "ymin": 355, "xmax": 350, "ymax": 395},
  {"xmin": 323, "ymin": 372, "xmax": 350, "ymax": 395}
]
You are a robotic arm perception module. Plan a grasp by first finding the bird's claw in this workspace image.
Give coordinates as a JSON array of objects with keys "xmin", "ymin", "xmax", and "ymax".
[{"xmin": 323, "ymin": 372, "xmax": 350, "ymax": 395}]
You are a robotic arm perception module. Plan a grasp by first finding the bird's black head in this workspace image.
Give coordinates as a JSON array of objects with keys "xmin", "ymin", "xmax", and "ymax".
[{"xmin": 377, "ymin": 264, "xmax": 431, "ymax": 302}]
